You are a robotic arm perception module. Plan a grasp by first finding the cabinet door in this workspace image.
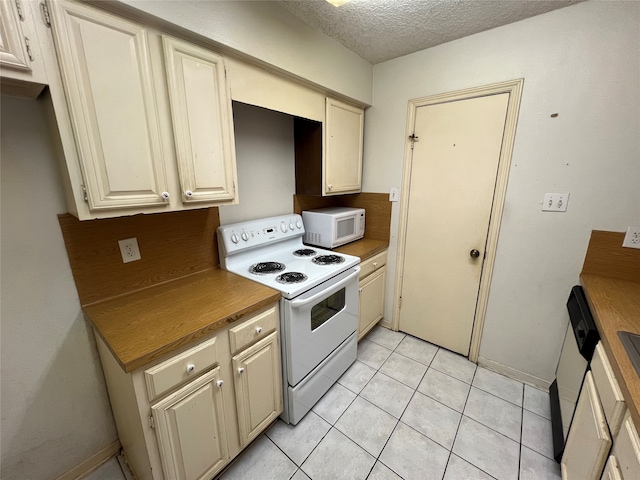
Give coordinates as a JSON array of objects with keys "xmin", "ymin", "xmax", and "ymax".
[
  {"xmin": 48, "ymin": 0, "xmax": 169, "ymax": 210},
  {"xmin": 0, "ymin": 0, "xmax": 31, "ymax": 71},
  {"xmin": 358, "ymin": 267, "xmax": 386, "ymax": 340},
  {"xmin": 232, "ymin": 331, "xmax": 283, "ymax": 447},
  {"xmin": 324, "ymin": 98, "xmax": 363, "ymax": 195},
  {"xmin": 561, "ymin": 371, "xmax": 611, "ymax": 480},
  {"xmin": 151, "ymin": 367, "xmax": 229, "ymax": 480},
  {"xmin": 163, "ymin": 36, "xmax": 238, "ymax": 205}
]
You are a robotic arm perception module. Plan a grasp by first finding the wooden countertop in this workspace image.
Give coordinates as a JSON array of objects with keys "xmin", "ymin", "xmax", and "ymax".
[
  {"xmin": 84, "ymin": 269, "xmax": 280, "ymax": 373},
  {"xmin": 580, "ymin": 230, "xmax": 640, "ymax": 428},
  {"xmin": 581, "ymin": 274, "xmax": 640, "ymax": 427},
  {"xmin": 335, "ymin": 238, "xmax": 388, "ymax": 260}
]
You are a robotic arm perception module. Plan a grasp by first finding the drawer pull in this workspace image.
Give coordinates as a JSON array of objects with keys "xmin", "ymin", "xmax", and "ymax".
[
  {"xmin": 373, "ymin": 262, "xmax": 378, "ymax": 268},
  {"xmin": 256, "ymin": 326, "xmax": 263, "ymax": 334},
  {"xmin": 238, "ymin": 367, "xmax": 245, "ymax": 374},
  {"xmin": 216, "ymin": 380, "xmax": 224, "ymax": 388},
  {"xmin": 186, "ymin": 364, "xmax": 195, "ymax": 374}
]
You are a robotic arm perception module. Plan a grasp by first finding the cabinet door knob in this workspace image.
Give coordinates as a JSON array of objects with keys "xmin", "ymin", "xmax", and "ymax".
[
  {"xmin": 328, "ymin": 184, "xmax": 333, "ymax": 190},
  {"xmin": 237, "ymin": 367, "xmax": 245, "ymax": 374},
  {"xmin": 186, "ymin": 364, "xmax": 195, "ymax": 374},
  {"xmin": 216, "ymin": 380, "xmax": 224, "ymax": 388},
  {"xmin": 372, "ymin": 262, "xmax": 378, "ymax": 268},
  {"xmin": 185, "ymin": 190, "xmax": 193, "ymax": 197},
  {"xmin": 161, "ymin": 191, "xmax": 170, "ymax": 200},
  {"xmin": 256, "ymin": 326, "xmax": 263, "ymax": 334}
]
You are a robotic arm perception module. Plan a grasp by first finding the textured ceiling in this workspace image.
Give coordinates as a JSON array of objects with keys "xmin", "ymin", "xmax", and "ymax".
[{"xmin": 278, "ymin": 0, "xmax": 581, "ymax": 64}]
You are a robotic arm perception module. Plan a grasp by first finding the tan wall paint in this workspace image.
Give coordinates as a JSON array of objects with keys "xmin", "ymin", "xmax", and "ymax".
[
  {"xmin": 0, "ymin": 95, "xmax": 118, "ymax": 479},
  {"xmin": 366, "ymin": 1, "xmax": 640, "ymax": 386}
]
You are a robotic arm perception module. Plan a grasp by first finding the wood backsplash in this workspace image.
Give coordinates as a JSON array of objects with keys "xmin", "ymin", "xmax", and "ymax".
[
  {"xmin": 582, "ymin": 230, "xmax": 640, "ymax": 282},
  {"xmin": 293, "ymin": 192, "xmax": 391, "ymax": 243},
  {"xmin": 59, "ymin": 208, "xmax": 220, "ymax": 306}
]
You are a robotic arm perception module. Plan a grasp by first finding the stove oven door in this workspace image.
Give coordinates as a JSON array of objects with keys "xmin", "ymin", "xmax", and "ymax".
[{"xmin": 282, "ymin": 266, "xmax": 360, "ymax": 386}]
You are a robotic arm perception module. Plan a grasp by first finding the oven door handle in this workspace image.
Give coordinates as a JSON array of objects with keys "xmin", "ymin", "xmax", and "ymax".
[{"xmin": 290, "ymin": 267, "xmax": 360, "ymax": 309}]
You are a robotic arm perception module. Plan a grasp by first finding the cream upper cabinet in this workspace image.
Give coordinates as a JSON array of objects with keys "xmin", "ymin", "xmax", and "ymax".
[
  {"xmin": 48, "ymin": 0, "xmax": 169, "ymax": 211},
  {"xmin": 151, "ymin": 367, "xmax": 229, "ymax": 480},
  {"xmin": 232, "ymin": 331, "xmax": 282, "ymax": 447},
  {"xmin": 324, "ymin": 97, "xmax": 363, "ymax": 195},
  {"xmin": 162, "ymin": 36, "xmax": 237, "ymax": 205},
  {"xmin": 46, "ymin": 0, "xmax": 239, "ymax": 219},
  {"xmin": 0, "ymin": 0, "xmax": 48, "ymax": 97}
]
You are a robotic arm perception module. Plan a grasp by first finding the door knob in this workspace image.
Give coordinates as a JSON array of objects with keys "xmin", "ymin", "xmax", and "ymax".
[{"xmin": 470, "ymin": 249, "xmax": 480, "ymax": 259}]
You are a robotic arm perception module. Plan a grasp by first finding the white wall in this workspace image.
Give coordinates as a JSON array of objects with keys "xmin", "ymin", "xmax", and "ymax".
[
  {"xmin": 219, "ymin": 102, "xmax": 296, "ymax": 225},
  {"xmin": 0, "ymin": 95, "xmax": 118, "ymax": 479},
  {"xmin": 365, "ymin": 1, "xmax": 640, "ymax": 386},
  {"xmin": 117, "ymin": 0, "xmax": 373, "ymax": 105}
]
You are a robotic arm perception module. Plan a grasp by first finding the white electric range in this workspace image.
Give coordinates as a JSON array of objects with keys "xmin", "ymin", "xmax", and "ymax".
[{"xmin": 217, "ymin": 214, "xmax": 360, "ymax": 424}]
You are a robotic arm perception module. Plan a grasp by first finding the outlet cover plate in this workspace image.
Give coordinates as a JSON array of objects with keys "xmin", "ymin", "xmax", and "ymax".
[
  {"xmin": 118, "ymin": 237, "xmax": 142, "ymax": 263},
  {"xmin": 622, "ymin": 226, "xmax": 640, "ymax": 249}
]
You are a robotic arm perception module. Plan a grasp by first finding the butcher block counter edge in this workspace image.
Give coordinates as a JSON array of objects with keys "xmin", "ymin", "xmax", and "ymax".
[
  {"xmin": 83, "ymin": 268, "xmax": 281, "ymax": 373},
  {"xmin": 335, "ymin": 238, "xmax": 388, "ymax": 260},
  {"xmin": 581, "ymin": 273, "xmax": 640, "ymax": 428}
]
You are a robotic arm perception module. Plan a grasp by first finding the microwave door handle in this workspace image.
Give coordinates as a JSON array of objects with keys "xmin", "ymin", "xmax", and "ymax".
[{"xmin": 290, "ymin": 267, "xmax": 360, "ymax": 309}]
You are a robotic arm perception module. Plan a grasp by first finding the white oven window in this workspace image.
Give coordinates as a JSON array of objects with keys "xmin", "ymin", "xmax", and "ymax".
[
  {"xmin": 336, "ymin": 218, "xmax": 355, "ymax": 239},
  {"xmin": 311, "ymin": 288, "xmax": 346, "ymax": 331}
]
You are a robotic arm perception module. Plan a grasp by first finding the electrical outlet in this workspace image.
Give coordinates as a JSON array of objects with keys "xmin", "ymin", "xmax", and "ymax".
[
  {"xmin": 542, "ymin": 193, "xmax": 570, "ymax": 212},
  {"xmin": 118, "ymin": 237, "xmax": 141, "ymax": 263},
  {"xmin": 622, "ymin": 226, "xmax": 640, "ymax": 249},
  {"xmin": 389, "ymin": 187, "xmax": 400, "ymax": 202}
]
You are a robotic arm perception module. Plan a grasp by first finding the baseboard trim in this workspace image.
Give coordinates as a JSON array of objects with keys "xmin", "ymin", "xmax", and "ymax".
[
  {"xmin": 478, "ymin": 356, "xmax": 551, "ymax": 391},
  {"xmin": 55, "ymin": 440, "xmax": 121, "ymax": 480}
]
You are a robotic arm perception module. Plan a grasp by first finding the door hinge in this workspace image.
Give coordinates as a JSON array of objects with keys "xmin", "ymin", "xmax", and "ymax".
[
  {"xmin": 40, "ymin": 2, "xmax": 51, "ymax": 28},
  {"xmin": 24, "ymin": 37, "xmax": 34, "ymax": 61},
  {"xmin": 15, "ymin": 0, "xmax": 24, "ymax": 21},
  {"xmin": 149, "ymin": 414, "xmax": 155, "ymax": 429},
  {"xmin": 81, "ymin": 185, "xmax": 88, "ymax": 202},
  {"xmin": 408, "ymin": 134, "xmax": 419, "ymax": 150}
]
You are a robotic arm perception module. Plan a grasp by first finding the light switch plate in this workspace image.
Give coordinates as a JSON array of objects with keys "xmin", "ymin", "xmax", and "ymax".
[
  {"xmin": 389, "ymin": 187, "xmax": 400, "ymax": 202},
  {"xmin": 622, "ymin": 226, "xmax": 640, "ymax": 249},
  {"xmin": 542, "ymin": 193, "xmax": 569, "ymax": 212}
]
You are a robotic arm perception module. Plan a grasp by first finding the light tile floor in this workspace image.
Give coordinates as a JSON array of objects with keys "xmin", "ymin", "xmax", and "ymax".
[
  {"xmin": 84, "ymin": 326, "xmax": 561, "ymax": 480},
  {"xmin": 220, "ymin": 326, "xmax": 561, "ymax": 480}
]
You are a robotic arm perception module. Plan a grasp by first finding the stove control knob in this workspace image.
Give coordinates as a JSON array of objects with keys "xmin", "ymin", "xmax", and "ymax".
[
  {"xmin": 241, "ymin": 232, "xmax": 249, "ymax": 242},
  {"xmin": 289, "ymin": 222, "xmax": 295, "ymax": 231},
  {"xmin": 231, "ymin": 233, "xmax": 239, "ymax": 244},
  {"xmin": 280, "ymin": 222, "xmax": 287, "ymax": 233},
  {"xmin": 296, "ymin": 221, "xmax": 302, "ymax": 229}
]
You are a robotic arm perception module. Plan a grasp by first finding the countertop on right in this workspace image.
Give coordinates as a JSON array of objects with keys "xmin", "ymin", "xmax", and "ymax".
[{"xmin": 580, "ymin": 230, "xmax": 640, "ymax": 428}]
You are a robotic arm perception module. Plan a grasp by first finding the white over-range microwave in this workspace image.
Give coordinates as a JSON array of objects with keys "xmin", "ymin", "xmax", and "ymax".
[{"xmin": 302, "ymin": 207, "xmax": 365, "ymax": 248}]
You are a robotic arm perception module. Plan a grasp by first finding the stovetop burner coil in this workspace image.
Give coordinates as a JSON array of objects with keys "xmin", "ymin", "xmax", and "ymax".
[
  {"xmin": 293, "ymin": 248, "xmax": 317, "ymax": 257},
  {"xmin": 276, "ymin": 272, "xmax": 308, "ymax": 284},
  {"xmin": 249, "ymin": 261, "xmax": 286, "ymax": 275},
  {"xmin": 312, "ymin": 254, "xmax": 345, "ymax": 266}
]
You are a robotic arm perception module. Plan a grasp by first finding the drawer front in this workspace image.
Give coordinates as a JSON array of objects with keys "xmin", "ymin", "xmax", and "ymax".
[
  {"xmin": 229, "ymin": 305, "xmax": 278, "ymax": 354},
  {"xmin": 613, "ymin": 412, "xmax": 640, "ymax": 480},
  {"xmin": 360, "ymin": 250, "xmax": 387, "ymax": 279},
  {"xmin": 145, "ymin": 336, "xmax": 218, "ymax": 401},
  {"xmin": 592, "ymin": 342, "xmax": 626, "ymax": 437}
]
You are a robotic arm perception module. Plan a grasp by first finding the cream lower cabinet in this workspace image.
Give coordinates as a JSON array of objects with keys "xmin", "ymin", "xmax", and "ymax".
[
  {"xmin": 358, "ymin": 250, "xmax": 387, "ymax": 340},
  {"xmin": 232, "ymin": 331, "xmax": 283, "ymax": 447},
  {"xmin": 46, "ymin": 0, "xmax": 238, "ymax": 219},
  {"xmin": 95, "ymin": 304, "xmax": 282, "ymax": 480},
  {"xmin": 151, "ymin": 367, "xmax": 229, "ymax": 480}
]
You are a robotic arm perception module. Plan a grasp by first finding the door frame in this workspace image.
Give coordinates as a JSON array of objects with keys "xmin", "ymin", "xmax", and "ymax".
[{"xmin": 392, "ymin": 79, "xmax": 524, "ymax": 362}]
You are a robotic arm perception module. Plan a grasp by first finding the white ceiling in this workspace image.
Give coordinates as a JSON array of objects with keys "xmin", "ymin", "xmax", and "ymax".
[{"xmin": 278, "ymin": 0, "xmax": 581, "ymax": 64}]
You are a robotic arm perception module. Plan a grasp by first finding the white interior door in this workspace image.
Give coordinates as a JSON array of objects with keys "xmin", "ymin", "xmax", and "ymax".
[{"xmin": 399, "ymin": 93, "xmax": 509, "ymax": 356}]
